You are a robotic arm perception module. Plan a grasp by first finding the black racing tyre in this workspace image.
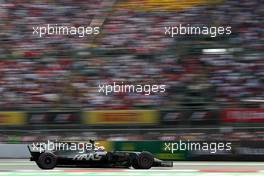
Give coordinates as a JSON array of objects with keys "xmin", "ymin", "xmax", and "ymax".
[
  {"xmin": 132, "ymin": 152, "xmax": 154, "ymax": 169},
  {"xmin": 131, "ymin": 159, "xmax": 140, "ymax": 169},
  {"xmin": 138, "ymin": 152, "xmax": 154, "ymax": 169},
  {"xmin": 131, "ymin": 153, "xmax": 140, "ymax": 169},
  {"xmin": 36, "ymin": 152, "xmax": 57, "ymax": 169}
]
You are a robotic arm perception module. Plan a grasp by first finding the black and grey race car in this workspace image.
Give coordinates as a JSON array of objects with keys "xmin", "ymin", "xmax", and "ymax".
[{"xmin": 28, "ymin": 140, "xmax": 173, "ymax": 170}]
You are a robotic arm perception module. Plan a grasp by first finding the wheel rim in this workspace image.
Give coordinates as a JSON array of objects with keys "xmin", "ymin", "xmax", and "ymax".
[
  {"xmin": 44, "ymin": 157, "xmax": 52, "ymax": 165},
  {"xmin": 140, "ymin": 156, "xmax": 153, "ymax": 168}
]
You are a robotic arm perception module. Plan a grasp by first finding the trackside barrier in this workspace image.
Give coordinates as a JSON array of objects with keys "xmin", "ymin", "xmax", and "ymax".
[
  {"xmin": 0, "ymin": 144, "xmax": 30, "ymax": 158},
  {"xmin": 1, "ymin": 109, "xmax": 264, "ymax": 126},
  {"xmin": 3, "ymin": 141, "xmax": 264, "ymax": 161}
]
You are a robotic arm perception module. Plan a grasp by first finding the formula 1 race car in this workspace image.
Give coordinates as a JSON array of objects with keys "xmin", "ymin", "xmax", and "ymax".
[{"xmin": 28, "ymin": 140, "xmax": 173, "ymax": 170}]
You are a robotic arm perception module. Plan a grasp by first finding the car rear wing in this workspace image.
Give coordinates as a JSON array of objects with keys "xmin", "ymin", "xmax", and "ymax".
[
  {"xmin": 28, "ymin": 144, "xmax": 46, "ymax": 161},
  {"xmin": 28, "ymin": 144, "xmax": 46, "ymax": 153}
]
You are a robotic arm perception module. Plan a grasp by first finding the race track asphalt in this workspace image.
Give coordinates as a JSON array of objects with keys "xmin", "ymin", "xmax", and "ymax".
[{"xmin": 0, "ymin": 159, "xmax": 264, "ymax": 176}]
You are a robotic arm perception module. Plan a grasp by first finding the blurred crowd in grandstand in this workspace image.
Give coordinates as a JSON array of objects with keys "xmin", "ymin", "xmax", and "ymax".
[
  {"xmin": 0, "ymin": 0, "xmax": 263, "ymax": 110},
  {"xmin": 1, "ymin": 130, "xmax": 264, "ymax": 143}
]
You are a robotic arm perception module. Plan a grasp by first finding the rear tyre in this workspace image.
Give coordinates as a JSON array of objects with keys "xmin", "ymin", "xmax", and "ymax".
[{"xmin": 36, "ymin": 152, "xmax": 57, "ymax": 170}]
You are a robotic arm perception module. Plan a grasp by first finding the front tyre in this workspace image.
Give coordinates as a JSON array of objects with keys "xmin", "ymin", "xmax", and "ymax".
[
  {"xmin": 132, "ymin": 152, "xmax": 154, "ymax": 169},
  {"xmin": 36, "ymin": 152, "xmax": 57, "ymax": 169}
]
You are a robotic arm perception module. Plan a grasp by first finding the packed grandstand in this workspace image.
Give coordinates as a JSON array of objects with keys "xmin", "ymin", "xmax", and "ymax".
[
  {"xmin": 0, "ymin": 0, "xmax": 263, "ymax": 110},
  {"xmin": 0, "ymin": 0, "xmax": 263, "ymax": 145}
]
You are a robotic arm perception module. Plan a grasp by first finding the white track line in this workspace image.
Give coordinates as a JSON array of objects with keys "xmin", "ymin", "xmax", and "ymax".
[
  {"xmin": 172, "ymin": 162, "xmax": 264, "ymax": 166},
  {"xmin": 127, "ymin": 169, "xmax": 198, "ymax": 172},
  {"xmin": 17, "ymin": 170, "xmax": 62, "ymax": 172},
  {"xmin": 0, "ymin": 163, "xmax": 35, "ymax": 166}
]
